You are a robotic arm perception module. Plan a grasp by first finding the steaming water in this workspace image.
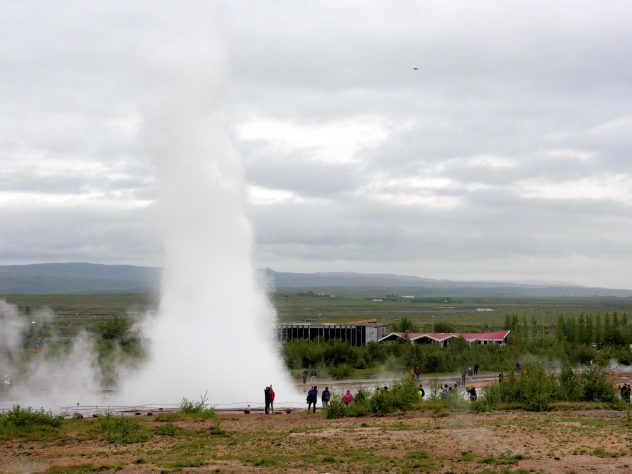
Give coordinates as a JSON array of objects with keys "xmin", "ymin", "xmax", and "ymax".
[{"xmin": 118, "ymin": 7, "xmax": 299, "ymax": 407}]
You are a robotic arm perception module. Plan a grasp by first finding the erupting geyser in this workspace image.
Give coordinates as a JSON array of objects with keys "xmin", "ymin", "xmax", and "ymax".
[{"xmin": 119, "ymin": 9, "xmax": 298, "ymax": 406}]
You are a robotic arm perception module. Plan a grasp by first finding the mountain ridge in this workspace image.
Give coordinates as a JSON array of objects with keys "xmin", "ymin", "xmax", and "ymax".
[{"xmin": 0, "ymin": 262, "xmax": 630, "ymax": 297}]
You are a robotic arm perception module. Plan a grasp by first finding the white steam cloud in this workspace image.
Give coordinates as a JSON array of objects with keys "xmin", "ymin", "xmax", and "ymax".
[
  {"xmin": 118, "ymin": 5, "xmax": 298, "ymax": 406},
  {"xmin": 0, "ymin": 300, "xmax": 102, "ymax": 409}
]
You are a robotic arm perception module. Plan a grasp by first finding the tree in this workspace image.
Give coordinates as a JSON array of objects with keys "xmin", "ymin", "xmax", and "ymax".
[
  {"xmin": 393, "ymin": 317, "xmax": 416, "ymax": 333},
  {"xmin": 594, "ymin": 314, "xmax": 602, "ymax": 346},
  {"xmin": 433, "ymin": 321, "xmax": 456, "ymax": 333}
]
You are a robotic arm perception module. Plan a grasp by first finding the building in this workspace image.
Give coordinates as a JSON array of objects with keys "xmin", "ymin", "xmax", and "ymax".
[
  {"xmin": 378, "ymin": 330, "xmax": 510, "ymax": 347},
  {"xmin": 277, "ymin": 320, "xmax": 388, "ymax": 347}
]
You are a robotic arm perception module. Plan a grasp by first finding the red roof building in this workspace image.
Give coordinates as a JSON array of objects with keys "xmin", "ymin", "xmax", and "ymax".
[{"xmin": 378, "ymin": 330, "xmax": 510, "ymax": 347}]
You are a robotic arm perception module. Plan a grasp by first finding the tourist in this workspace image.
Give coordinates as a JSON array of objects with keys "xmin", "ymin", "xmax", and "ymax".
[
  {"xmin": 418, "ymin": 384, "xmax": 425, "ymax": 400},
  {"xmin": 468, "ymin": 367, "xmax": 473, "ymax": 377},
  {"xmin": 461, "ymin": 371, "xmax": 466, "ymax": 385},
  {"xmin": 498, "ymin": 372, "xmax": 504, "ymax": 383},
  {"xmin": 515, "ymin": 361, "xmax": 521, "ymax": 373},
  {"xmin": 466, "ymin": 385, "xmax": 477, "ymax": 401},
  {"xmin": 311, "ymin": 368, "xmax": 317, "ymax": 382},
  {"xmin": 306, "ymin": 386, "xmax": 318, "ymax": 413},
  {"xmin": 441, "ymin": 384, "xmax": 449, "ymax": 399},
  {"xmin": 343, "ymin": 390, "xmax": 353, "ymax": 405},
  {"xmin": 302, "ymin": 368, "xmax": 308, "ymax": 384},
  {"xmin": 473, "ymin": 362, "xmax": 479, "ymax": 376},
  {"xmin": 322, "ymin": 386, "xmax": 331, "ymax": 408},
  {"xmin": 414, "ymin": 366, "xmax": 421, "ymax": 381},
  {"xmin": 269, "ymin": 384, "xmax": 275, "ymax": 414},
  {"xmin": 264, "ymin": 386, "xmax": 271, "ymax": 415}
]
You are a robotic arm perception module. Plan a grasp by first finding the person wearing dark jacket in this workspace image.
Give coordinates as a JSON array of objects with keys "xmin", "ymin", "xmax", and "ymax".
[
  {"xmin": 306, "ymin": 386, "xmax": 318, "ymax": 413},
  {"xmin": 264, "ymin": 386, "xmax": 271, "ymax": 414},
  {"xmin": 321, "ymin": 387, "xmax": 331, "ymax": 408}
]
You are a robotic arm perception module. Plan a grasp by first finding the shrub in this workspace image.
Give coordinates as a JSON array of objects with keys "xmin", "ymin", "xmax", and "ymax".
[
  {"xmin": 324, "ymin": 394, "xmax": 347, "ymax": 419},
  {"xmin": 0, "ymin": 405, "xmax": 61, "ymax": 428},
  {"xmin": 325, "ymin": 379, "xmax": 419, "ymax": 418},
  {"xmin": 179, "ymin": 392, "xmax": 216, "ymax": 418},
  {"xmin": 329, "ymin": 364, "xmax": 353, "ymax": 380},
  {"xmin": 579, "ymin": 366, "xmax": 616, "ymax": 402}
]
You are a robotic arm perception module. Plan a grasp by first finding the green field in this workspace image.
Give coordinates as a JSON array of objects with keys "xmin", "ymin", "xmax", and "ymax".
[
  {"xmin": 1, "ymin": 293, "xmax": 156, "ymax": 336},
  {"xmin": 273, "ymin": 293, "xmax": 632, "ymax": 333},
  {"xmin": 2, "ymin": 292, "xmax": 631, "ymax": 336}
]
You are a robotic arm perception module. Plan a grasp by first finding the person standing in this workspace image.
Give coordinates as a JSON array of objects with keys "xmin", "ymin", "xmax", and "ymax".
[
  {"xmin": 321, "ymin": 386, "xmax": 331, "ymax": 408},
  {"xmin": 307, "ymin": 386, "xmax": 318, "ymax": 413},
  {"xmin": 269, "ymin": 384, "xmax": 275, "ymax": 414},
  {"xmin": 343, "ymin": 390, "xmax": 353, "ymax": 405},
  {"xmin": 264, "ymin": 386, "xmax": 271, "ymax": 415},
  {"xmin": 473, "ymin": 362, "xmax": 479, "ymax": 376},
  {"xmin": 302, "ymin": 368, "xmax": 308, "ymax": 384},
  {"xmin": 311, "ymin": 368, "xmax": 317, "ymax": 382},
  {"xmin": 417, "ymin": 384, "xmax": 425, "ymax": 401}
]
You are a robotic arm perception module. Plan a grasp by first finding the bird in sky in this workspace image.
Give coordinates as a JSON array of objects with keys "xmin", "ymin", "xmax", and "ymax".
[{"xmin": 413, "ymin": 67, "xmax": 419, "ymax": 70}]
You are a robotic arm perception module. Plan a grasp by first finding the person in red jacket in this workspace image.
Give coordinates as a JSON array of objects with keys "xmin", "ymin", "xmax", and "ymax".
[
  {"xmin": 269, "ymin": 384, "xmax": 275, "ymax": 414},
  {"xmin": 343, "ymin": 390, "xmax": 353, "ymax": 405}
]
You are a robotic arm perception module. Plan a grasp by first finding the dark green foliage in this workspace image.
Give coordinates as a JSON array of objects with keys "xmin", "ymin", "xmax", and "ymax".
[
  {"xmin": 329, "ymin": 363, "xmax": 353, "ymax": 379},
  {"xmin": 477, "ymin": 363, "xmax": 616, "ymax": 411},
  {"xmin": 392, "ymin": 317, "xmax": 418, "ymax": 332},
  {"xmin": 93, "ymin": 316, "xmax": 132, "ymax": 341},
  {"xmin": 0, "ymin": 405, "xmax": 61, "ymax": 438},
  {"xmin": 0, "ymin": 405, "xmax": 61, "ymax": 428},
  {"xmin": 432, "ymin": 321, "xmax": 456, "ymax": 333}
]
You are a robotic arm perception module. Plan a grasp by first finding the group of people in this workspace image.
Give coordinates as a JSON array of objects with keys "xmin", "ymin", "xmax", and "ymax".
[
  {"xmin": 306, "ymin": 385, "xmax": 331, "ymax": 412},
  {"xmin": 407, "ymin": 366, "xmax": 422, "ymax": 380},
  {"xmin": 302, "ymin": 368, "xmax": 318, "ymax": 384},
  {"xmin": 263, "ymin": 384, "xmax": 275, "ymax": 414},
  {"xmin": 619, "ymin": 383, "xmax": 631, "ymax": 403}
]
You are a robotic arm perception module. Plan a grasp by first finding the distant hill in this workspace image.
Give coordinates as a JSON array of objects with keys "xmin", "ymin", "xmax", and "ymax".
[
  {"xmin": 263, "ymin": 269, "xmax": 632, "ymax": 298},
  {"xmin": 0, "ymin": 263, "xmax": 631, "ymax": 297},
  {"xmin": 0, "ymin": 263, "xmax": 160, "ymax": 294}
]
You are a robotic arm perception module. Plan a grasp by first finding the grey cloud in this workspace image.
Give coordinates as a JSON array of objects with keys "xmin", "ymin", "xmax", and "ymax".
[{"xmin": 0, "ymin": 0, "xmax": 631, "ymax": 287}]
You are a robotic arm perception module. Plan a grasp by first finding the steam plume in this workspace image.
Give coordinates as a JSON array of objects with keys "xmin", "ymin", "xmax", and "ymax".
[{"xmin": 119, "ymin": 5, "xmax": 298, "ymax": 406}]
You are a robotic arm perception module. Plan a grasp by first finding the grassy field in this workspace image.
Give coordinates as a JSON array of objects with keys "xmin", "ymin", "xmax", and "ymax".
[
  {"xmin": 272, "ymin": 294, "xmax": 632, "ymax": 333},
  {"xmin": 2, "ymin": 292, "xmax": 631, "ymax": 335},
  {"xmin": 0, "ymin": 294, "xmax": 156, "ymax": 336},
  {"xmin": 0, "ymin": 406, "xmax": 630, "ymax": 473}
]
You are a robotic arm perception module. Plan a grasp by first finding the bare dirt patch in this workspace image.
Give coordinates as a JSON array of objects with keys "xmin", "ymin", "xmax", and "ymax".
[{"xmin": 0, "ymin": 408, "xmax": 630, "ymax": 473}]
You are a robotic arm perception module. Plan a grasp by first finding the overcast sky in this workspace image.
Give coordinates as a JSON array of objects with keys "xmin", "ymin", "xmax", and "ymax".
[{"xmin": 1, "ymin": 1, "xmax": 631, "ymax": 288}]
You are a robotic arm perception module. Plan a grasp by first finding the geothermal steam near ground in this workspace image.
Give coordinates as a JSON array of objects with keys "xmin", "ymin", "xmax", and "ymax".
[{"xmin": 119, "ymin": 10, "xmax": 297, "ymax": 406}]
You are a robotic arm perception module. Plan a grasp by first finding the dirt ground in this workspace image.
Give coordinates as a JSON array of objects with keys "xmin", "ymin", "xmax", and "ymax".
[{"xmin": 1, "ymin": 406, "xmax": 631, "ymax": 474}]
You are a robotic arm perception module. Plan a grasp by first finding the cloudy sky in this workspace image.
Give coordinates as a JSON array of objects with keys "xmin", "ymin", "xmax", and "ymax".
[{"xmin": 1, "ymin": 1, "xmax": 631, "ymax": 288}]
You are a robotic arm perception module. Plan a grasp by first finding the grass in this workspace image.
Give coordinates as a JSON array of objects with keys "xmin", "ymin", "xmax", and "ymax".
[{"xmin": 97, "ymin": 415, "xmax": 151, "ymax": 444}]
